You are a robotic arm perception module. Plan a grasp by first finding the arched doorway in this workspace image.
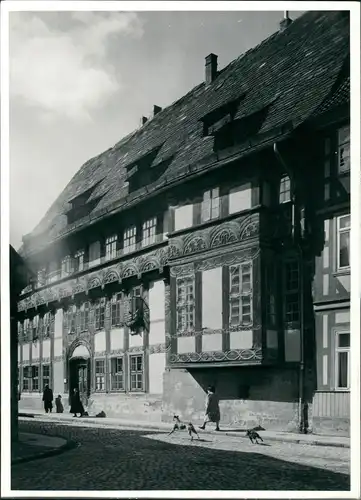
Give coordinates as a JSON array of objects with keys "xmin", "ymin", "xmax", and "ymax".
[{"xmin": 69, "ymin": 344, "xmax": 91, "ymax": 407}]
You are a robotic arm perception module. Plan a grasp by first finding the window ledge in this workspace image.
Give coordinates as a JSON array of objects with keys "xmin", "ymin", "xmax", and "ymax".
[{"xmin": 333, "ymin": 269, "xmax": 350, "ymax": 278}]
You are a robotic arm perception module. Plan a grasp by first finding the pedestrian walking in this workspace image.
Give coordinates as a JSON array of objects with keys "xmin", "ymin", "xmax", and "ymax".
[
  {"xmin": 199, "ymin": 385, "xmax": 220, "ymax": 431},
  {"xmin": 55, "ymin": 394, "xmax": 64, "ymax": 413},
  {"xmin": 70, "ymin": 388, "xmax": 84, "ymax": 418},
  {"xmin": 42, "ymin": 384, "xmax": 54, "ymax": 414}
]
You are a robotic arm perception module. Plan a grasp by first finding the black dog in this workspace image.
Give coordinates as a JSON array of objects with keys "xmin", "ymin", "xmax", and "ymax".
[
  {"xmin": 168, "ymin": 415, "xmax": 200, "ymax": 441},
  {"xmin": 246, "ymin": 429, "xmax": 264, "ymax": 444}
]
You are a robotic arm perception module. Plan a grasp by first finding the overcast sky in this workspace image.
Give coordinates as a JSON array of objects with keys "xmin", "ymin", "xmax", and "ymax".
[{"xmin": 9, "ymin": 9, "xmax": 303, "ymax": 250}]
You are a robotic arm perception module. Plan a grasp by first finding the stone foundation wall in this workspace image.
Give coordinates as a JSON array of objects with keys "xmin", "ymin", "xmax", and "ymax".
[
  {"xmin": 86, "ymin": 393, "xmax": 163, "ymax": 421},
  {"xmin": 312, "ymin": 417, "xmax": 350, "ymax": 437},
  {"xmin": 162, "ymin": 366, "xmax": 300, "ymax": 431}
]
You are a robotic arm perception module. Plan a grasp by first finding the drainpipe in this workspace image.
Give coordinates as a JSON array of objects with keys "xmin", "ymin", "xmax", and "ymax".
[{"xmin": 273, "ymin": 143, "xmax": 306, "ymax": 434}]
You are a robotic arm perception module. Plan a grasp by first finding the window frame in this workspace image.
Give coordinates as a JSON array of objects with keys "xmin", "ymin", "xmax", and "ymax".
[
  {"xmin": 111, "ymin": 293, "xmax": 124, "ymax": 327},
  {"xmin": 61, "ymin": 255, "xmax": 73, "ymax": 278},
  {"xmin": 279, "ymin": 175, "xmax": 291, "ymax": 204},
  {"xmin": 229, "ymin": 262, "xmax": 253, "ymax": 327},
  {"xmin": 337, "ymin": 125, "xmax": 350, "ymax": 175},
  {"xmin": 334, "ymin": 331, "xmax": 350, "ymax": 391},
  {"xmin": 74, "ymin": 249, "xmax": 85, "ymax": 272},
  {"xmin": 336, "ymin": 214, "xmax": 350, "ymax": 271},
  {"xmin": 32, "ymin": 365, "xmax": 40, "ymax": 392},
  {"xmin": 105, "ymin": 235, "xmax": 118, "ymax": 261},
  {"xmin": 42, "ymin": 364, "xmax": 50, "ymax": 391},
  {"xmin": 129, "ymin": 354, "xmax": 144, "ymax": 392},
  {"xmin": 123, "ymin": 226, "xmax": 137, "ymax": 254},
  {"xmin": 80, "ymin": 302, "xmax": 90, "ymax": 332},
  {"xmin": 142, "ymin": 217, "xmax": 157, "ymax": 247},
  {"xmin": 283, "ymin": 259, "xmax": 300, "ymax": 325},
  {"xmin": 110, "ymin": 356, "xmax": 125, "ymax": 392},
  {"xmin": 95, "ymin": 299, "xmax": 105, "ymax": 331},
  {"xmin": 201, "ymin": 188, "xmax": 220, "ymax": 223},
  {"xmin": 94, "ymin": 359, "xmax": 106, "ymax": 392},
  {"xmin": 176, "ymin": 275, "xmax": 195, "ymax": 332},
  {"xmin": 22, "ymin": 366, "xmax": 30, "ymax": 391}
]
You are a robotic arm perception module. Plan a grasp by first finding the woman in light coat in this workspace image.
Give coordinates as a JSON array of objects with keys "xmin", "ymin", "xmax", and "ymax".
[{"xmin": 199, "ymin": 385, "xmax": 220, "ymax": 431}]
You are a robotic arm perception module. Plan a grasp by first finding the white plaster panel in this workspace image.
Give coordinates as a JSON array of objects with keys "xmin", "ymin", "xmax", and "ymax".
[
  {"xmin": 337, "ymin": 275, "xmax": 350, "ymax": 293},
  {"xmin": 323, "ymin": 275, "xmax": 329, "ymax": 295},
  {"xmin": 129, "ymin": 332, "xmax": 144, "ymax": 348},
  {"xmin": 89, "ymin": 241, "xmax": 101, "ymax": 268},
  {"xmin": 322, "ymin": 354, "xmax": 328, "ymax": 385},
  {"xmin": 266, "ymin": 330, "xmax": 278, "ymax": 349},
  {"xmin": 149, "ymin": 320, "xmax": 165, "ymax": 345},
  {"xmin": 229, "ymin": 330, "xmax": 253, "ymax": 350},
  {"xmin": 53, "ymin": 361, "xmax": 64, "ymax": 396},
  {"xmin": 149, "ymin": 280, "xmax": 165, "ymax": 322},
  {"xmin": 202, "ymin": 267, "xmax": 222, "ymax": 330},
  {"xmin": 229, "ymin": 183, "xmax": 252, "ymax": 214},
  {"xmin": 177, "ymin": 336, "xmax": 196, "ymax": 354},
  {"xmin": 22, "ymin": 343, "xmax": 30, "ymax": 361},
  {"xmin": 32, "ymin": 342, "xmax": 40, "ymax": 360},
  {"xmin": 18, "ymin": 345, "xmax": 20, "ymax": 360},
  {"xmin": 174, "ymin": 204, "xmax": 193, "ymax": 231},
  {"xmin": 335, "ymin": 311, "xmax": 350, "ymax": 325},
  {"xmin": 54, "ymin": 338, "xmax": 63, "ymax": 357},
  {"xmin": 284, "ymin": 329, "xmax": 301, "ymax": 362},
  {"xmin": 149, "ymin": 353, "xmax": 166, "ymax": 394},
  {"xmin": 324, "ymin": 219, "xmax": 330, "ymax": 242},
  {"xmin": 322, "ymin": 314, "xmax": 328, "ymax": 349},
  {"xmin": 54, "ymin": 308, "xmax": 63, "ymax": 338},
  {"xmin": 94, "ymin": 331, "xmax": 106, "ymax": 353},
  {"xmin": 202, "ymin": 333, "xmax": 222, "ymax": 352},
  {"xmin": 42, "ymin": 339, "xmax": 51, "ymax": 359},
  {"xmin": 110, "ymin": 328, "xmax": 124, "ymax": 351},
  {"xmin": 323, "ymin": 247, "xmax": 329, "ymax": 269}
]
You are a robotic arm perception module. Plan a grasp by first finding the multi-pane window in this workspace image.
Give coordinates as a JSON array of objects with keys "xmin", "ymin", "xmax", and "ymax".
[
  {"xmin": 229, "ymin": 263, "xmax": 253, "ymax": 326},
  {"xmin": 130, "ymin": 355, "xmax": 143, "ymax": 392},
  {"xmin": 65, "ymin": 305, "xmax": 77, "ymax": 334},
  {"xmin": 105, "ymin": 235, "xmax": 117, "ymax": 261},
  {"xmin": 337, "ymin": 214, "xmax": 350, "ymax": 270},
  {"xmin": 74, "ymin": 250, "xmax": 85, "ymax": 272},
  {"xmin": 95, "ymin": 360, "xmax": 105, "ymax": 391},
  {"xmin": 23, "ymin": 319, "xmax": 30, "ymax": 342},
  {"xmin": 142, "ymin": 218, "xmax": 157, "ymax": 247},
  {"xmin": 42, "ymin": 365, "xmax": 50, "ymax": 389},
  {"xmin": 80, "ymin": 302, "xmax": 90, "ymax": 332},
  {"xmin": 337, "ymin": 125, "xmax": 350, "ymax": 174},
  {"xmin": 176, "ymin": 276, "xmax": 195, "ymax": 331},
  {"xmin": 42, "ymin": 312, "xmax": 54, "ymax": 338},
  {"xmin": 95, "ymin": 300, "xmax": 105, "ymax": 330},
  {"xmin": 266, "ymin": 264, "xmax": 277, "ymax": 327},
  {"xmin": 284, "ymin": 260, "xmax": 299, "ymax": 323},
  {"xmin": 32, "ymin": 316, "xmax": 39, "ymax": 341},
  {"xmin": 32, "ymin": 366, "xmax": 39, "ymax": 391},
  {"xmin": 110, "ymin": 357, "xmax": 124, "ymax": 391},
  {"xmin": 279, "ymin": 175, "xmax": 291, "ymax": 203},
  {"xmin": 23, "ymin": 366, "xmax": 30, "ymax": 391},
  {"xmin": 201, "ymin": 188, "xmax": 220, "ymax": 222},
  {"xmin": 123, "ymin": 226, "xmax": 137, "ymax": 254},
  {"xmin": 61, "ymin": 255, "xmax": 72, "ymax": 278},
  {"xmin": 111, "ymin": 293, "xmax": 123, "ymax": 327},
  {"xmin": 335, "ymin": 332, "xmax": 350, "ymax": 390},
  {"xmin": 37, "ymin": 268, "xmax": 46, "ymax": 288}
]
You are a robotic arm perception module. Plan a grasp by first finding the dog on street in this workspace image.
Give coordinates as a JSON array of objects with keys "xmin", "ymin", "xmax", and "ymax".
[{"xmin": 168, "ymin": 415, "xmax": 200, "ymax": 441}]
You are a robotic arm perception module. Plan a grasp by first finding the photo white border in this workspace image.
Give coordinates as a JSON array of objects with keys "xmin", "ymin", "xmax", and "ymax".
[{"xmin": 1, "ymin": 1, "xmax": 360, "ymax": 498}]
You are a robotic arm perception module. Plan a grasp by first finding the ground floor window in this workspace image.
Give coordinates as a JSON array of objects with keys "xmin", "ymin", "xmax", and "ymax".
[
  {"xmin": 22, "ymin": 366, "xmax": 30, "ymax": 391},
  {"xmin": 335, "ymin": 332, "xmax": 350, "ymax": 390},
  {"xmin": 42, "ymin": 364, "xmax": 50, "ymax": 389},
  {"xmin": 95, "ymin": 359, "xmax": 105, "ymax": 391},
  {"xmin": 110, "ymin": 357, "xmax": 124, "ymax": 391},
  {"xmin": 129, "ymin": 355, "xmax": 143, "ymax": 392},
  {"xmin": 32, "ymin": 366, "xmax": 39, "ymax": 391}
]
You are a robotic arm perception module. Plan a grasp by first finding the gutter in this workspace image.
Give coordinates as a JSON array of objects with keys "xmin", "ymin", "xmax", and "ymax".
[
  {"xmin": 273, "ymin": 142, "xmax": 307, "ymax": 435},
  {"xmin": 23, "ymin": 124, "xmax": 294, "ymax": 259}
]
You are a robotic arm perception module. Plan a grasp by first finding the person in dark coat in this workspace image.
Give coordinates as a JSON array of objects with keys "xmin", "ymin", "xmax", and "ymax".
[
  {"xmin": 42, "ymin": 384, "xmax": 54, "ymax": 413},
  {"xmin": 55, "ymin": 394, "xmax": 64, "ymax": 413},
  {"xmin": 199, "ymin": 385, "xmax": 221, "ymax": 431},
  {"xmin": 70, "ymin": 388, "xmax": 84, "ymax": 417}
]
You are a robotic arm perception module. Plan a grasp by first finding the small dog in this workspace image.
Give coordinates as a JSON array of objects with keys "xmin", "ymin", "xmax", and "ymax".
[
  {"xmin": 246, "ymin": 429, "xmax": 264, "ymax": 444},
  {"xmin": 168, "ymin": 415, "xmax": 200, "ymax": 441}
]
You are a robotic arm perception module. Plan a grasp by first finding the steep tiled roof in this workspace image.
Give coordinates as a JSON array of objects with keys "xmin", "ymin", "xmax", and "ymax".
[{"xmin": 24, "ymin": 11, "xmax": 349, "ymax": 254}]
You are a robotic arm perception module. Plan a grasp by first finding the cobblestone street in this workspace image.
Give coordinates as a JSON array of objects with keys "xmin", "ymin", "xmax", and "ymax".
[{"xmin": 11, "ymin": 420, "xmax": 350, "ymax": 491}]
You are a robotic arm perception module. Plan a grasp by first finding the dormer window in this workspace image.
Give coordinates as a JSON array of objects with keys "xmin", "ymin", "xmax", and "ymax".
[
  {"xmin": 279, "ymin": 175, "xmax": 291, "ymax": 204},
  {"xmin": 105, "ymin": 235, "xmax": 117, "ymax": 261},
  {"xmin": 337, "ymin": 125, "xmax": 350, "ymax": 174},
  {"xmin": 66, "ymin": 181, "xmax": 104, "ymax": 225}
]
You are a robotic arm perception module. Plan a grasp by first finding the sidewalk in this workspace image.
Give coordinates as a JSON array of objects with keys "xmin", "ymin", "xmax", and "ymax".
[
  {"xmin": 19, "ymin": 409, "xmax": 350, "ymax": 449},
  {"xmin": 12, "ymin": 431, "xmax": 76, "ymax": 465}
]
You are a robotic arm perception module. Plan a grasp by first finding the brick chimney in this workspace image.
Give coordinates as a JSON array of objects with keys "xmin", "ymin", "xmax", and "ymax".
[
  {"xmin": 153, "ymin": 105, "xmax": 162, "ymax": 116},
  {"xmin": 205, "ymin": 53, "xmax": 218, "ymax": 84},
  {"xmin": 280, "ymin": 11, "xmax": 292, "ymax": 31}
]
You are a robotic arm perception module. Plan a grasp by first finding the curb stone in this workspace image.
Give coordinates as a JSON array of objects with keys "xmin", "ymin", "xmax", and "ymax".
[{"xmin": 12, "ymin": 438, "xmax": 78, "ymax": 465}]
